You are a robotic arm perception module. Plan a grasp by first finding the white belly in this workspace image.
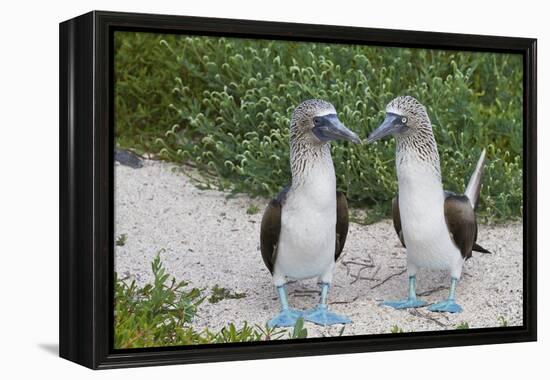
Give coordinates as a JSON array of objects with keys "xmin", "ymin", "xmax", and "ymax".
[
  {"xmin": 398, "ymin": 162, "xmax": 463, "ymax": 277},
  {"xmin": 273, "ymin": 163, "xmax": 337, "ymax": 284}
]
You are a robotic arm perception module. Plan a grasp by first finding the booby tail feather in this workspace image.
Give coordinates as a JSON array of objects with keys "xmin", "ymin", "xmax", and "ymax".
[
  {"xmin": 472, "ymin": 242, "xmax": 491, "ymax": 254},
  {"xmin": 464, "ymin": 149, "xmax": 486, "ymax": 210}
]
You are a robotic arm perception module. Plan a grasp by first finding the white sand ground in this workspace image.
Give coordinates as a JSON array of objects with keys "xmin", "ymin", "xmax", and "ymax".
[{"xmin": 115, "ymin": 159, "xmax": 523, "ymax": 338}]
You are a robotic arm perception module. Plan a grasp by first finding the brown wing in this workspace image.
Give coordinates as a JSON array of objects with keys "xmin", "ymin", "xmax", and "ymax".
[
  {"xmin": 392, "ymin": 196, "xmax": 406, "ymax": 247},
  {"xmin": 335, "ymin": 192, "xmax": 349, "ymax": 261},
  {"xmin": 444, "ymin": 194, "xmax": 477, "ymax": 260},
  {"xmin": 260, "ymin": 188, "xmax": 288, "ymax": 274}
]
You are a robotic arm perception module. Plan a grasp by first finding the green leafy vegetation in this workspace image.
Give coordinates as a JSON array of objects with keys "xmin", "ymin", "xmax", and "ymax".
[
  {"xmin": 455, "ymin": 321, "xmax": 470, "ymax": 329},
  {"xmin": 246, "ymin": 203, "xmax": 260, "ymax": 215},
  {"xmin": 390, "ymin": 325, "xmax": 404, "ymax": 333},
  {"xmin": 290, "ymin": 317, "xmax": 308, "ymax": 339},
  {"xmin": 114, "ymin": 252, "xmax": 307, "ymax": 348},
  {"xmin": 208, "ymin": 285, "xmax": 247, "ymax": 304},
  {"xmin": 115, "ymin": 233, "xmax": 128, "ymax": 247},
  {"xmin": 498, "ymin": 316, "xmax": 509, "ymax": 327},
  {"xmin": 115, "ymin": 32, "xmax": 523, "ymax": 223}
]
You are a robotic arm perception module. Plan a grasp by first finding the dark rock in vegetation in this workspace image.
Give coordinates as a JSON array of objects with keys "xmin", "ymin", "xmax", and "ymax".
[{"xmin": 115, "ymin": 148, "xmax": 143, "ymax": 169}]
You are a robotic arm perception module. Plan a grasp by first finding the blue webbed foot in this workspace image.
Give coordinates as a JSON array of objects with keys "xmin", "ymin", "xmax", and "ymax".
[
  {"xmin": 428, "ymin": 299, "xmax": 463, "ymax": 313},
  {"xmin": 382, "ymin": 298, "xmax": 427, "ymax": 309},
  {"xmin": 303, "ymin": 305, "xmax": 351, "ymax": 326},
  {"xmin": 268, "ymin": 308, "xmax": 302, "ymax": 328},
  {"xmin": 382, "ymin": 275, "xmax": 426, "ymax": 310}
]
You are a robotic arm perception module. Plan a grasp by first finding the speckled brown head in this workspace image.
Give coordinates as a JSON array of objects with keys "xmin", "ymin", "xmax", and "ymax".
[
  {"xmin": 367, "ymin": 96, "xmax": 432, "ymax": 143},
  {"xmin": 368, "ymin": 95, "xmax": 441, "ymax": 176},
  {"xmin": 290, "ymin": 99, "xmax": 361, "ymax": 146}
]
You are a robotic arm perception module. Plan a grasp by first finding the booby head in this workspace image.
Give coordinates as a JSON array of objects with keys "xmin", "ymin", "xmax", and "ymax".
[
  {"xmin": 367, "ymin": 96, "xmax": 430, "ymax": 143},
  {"xmin": 291, "ymin": 99, "xmax": 361, "ymax": 145}
]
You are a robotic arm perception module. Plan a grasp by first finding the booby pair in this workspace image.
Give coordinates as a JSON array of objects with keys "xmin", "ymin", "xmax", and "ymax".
[
  {"xmin": 260, "ymin": 99, "xmax": 361, "ymax": 327},
  {"xmin": 367, "ymin": 96, "xmax": 490, "ymax": 313}
]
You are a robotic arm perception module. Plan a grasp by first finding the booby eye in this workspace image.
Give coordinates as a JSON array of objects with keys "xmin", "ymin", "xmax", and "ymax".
[
  {"xmin": 401, "ymin": 117, "xmax": 408, "ymax": 124},
  {"xmin": 313, "ymin": 117, "xmax": 321, "ymax": 126}
]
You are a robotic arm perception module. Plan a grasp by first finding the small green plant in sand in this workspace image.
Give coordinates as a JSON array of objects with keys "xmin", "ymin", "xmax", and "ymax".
[
  {"xmin": 498, "ymin": 316, "xmax": 509, "ymax": 327},
  {"xmin": 208, "ymin": 285, "xmax": 247, "ymax": 304},
  {"xmin": 115, "ymin": 252, "xmax": 307, "ymax": 348},
  {"xmin": 116, "ymin": 233, "xmax": 128, "ymax": 246},
  {"xmin": 246, "ymin": 204, "xmax": 260, "ymax": 215},
  {"xmin": 390, "ymin": 325, "xmax": 404, "ymax": 333},
  {"xmin": 290, "ymin": 317, "xmax": 308, "ymax": 339},
  {"xmin": 455, "ymin": 321, "xmax": 470, "ymax": 330}
]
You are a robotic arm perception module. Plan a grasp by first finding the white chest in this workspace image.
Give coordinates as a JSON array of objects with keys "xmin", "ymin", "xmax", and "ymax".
[
  {"xmin": 275, "ymin": 161, "xmax": 337, "ymax": 280},
  {"xmin": 397, "ymin": 159, "xmax": 462, "ymax": 271}
]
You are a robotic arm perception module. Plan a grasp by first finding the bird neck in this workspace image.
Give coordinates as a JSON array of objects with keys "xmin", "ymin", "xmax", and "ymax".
[
  {"xmin": 289, "ymin": 135, "xmax": 334, "ymax": 189},
  {"xmin": 395, "ymin": 123, "xmax": 442, "ymax": 183}
]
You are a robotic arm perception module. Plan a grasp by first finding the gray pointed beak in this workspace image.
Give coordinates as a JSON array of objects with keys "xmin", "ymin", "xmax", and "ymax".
[
  {"xmin": 312, "ymin": 114, "xmax": 362, "ymax": 144},
  {"xmin": 367, "ymin": 113, "xmax": 408, "ymax": 144}
]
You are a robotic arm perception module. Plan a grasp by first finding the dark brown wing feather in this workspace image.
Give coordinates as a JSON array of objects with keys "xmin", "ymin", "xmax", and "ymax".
[
  {"xmin": 392, "ymin": 196, "xmax": 406, "ymax": 247},
  {"xmin": 335, "ymin": 192, "xmax": 349, "ymax": 261},
  {"xmin": 260, "ymin": 188, "xmax": 288, "ymax": 274},
  {"xmin": 444, "ymin": 194, "xmax": 477, "ymax": 260}
]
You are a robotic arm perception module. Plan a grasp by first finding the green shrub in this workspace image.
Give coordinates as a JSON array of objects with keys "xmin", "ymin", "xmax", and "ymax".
[
  {"xmin": 114, "ymin": 252, "xmax": 307, "ymax": 348},
  {"xmin": 114, "ymin": 33, "xmax": 182, "ymax": 153},
  {"xmin": 114, "ymin": 251, "xmax": 204, "ymax": 348},
  {"xmin": 115, "ymin": 32, "xmax": 523, "ymax": 223}
]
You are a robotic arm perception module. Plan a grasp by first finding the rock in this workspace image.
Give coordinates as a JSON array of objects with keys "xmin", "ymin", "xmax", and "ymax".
[{"xmin": 115, "ymin": 148, "xmax": 143, "ymax": 169}]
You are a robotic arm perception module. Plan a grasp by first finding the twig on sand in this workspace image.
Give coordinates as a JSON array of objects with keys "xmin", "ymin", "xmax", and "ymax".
[
  {"xmin": 350, "ymin": 271, "xmax": 381, "ymax": 284},
  {"xmin": 418, "ymin": 286, "xmax": 447, "ymax": 297},
  {"xmin": 289, "ymin": 289, "xmax": 320, "ymax": 298},
  {"xmin": 342, "ymin": 259, "xmax": 375, "ymax": 268},
  {"xmin": 350, "ymin": 266, "xmax": 378, "ymax": 284},
  {"xmin": 408, "ymin": 309, "xmax": 449, "ymax": 328},
  {"xmin": 349, "ymin": 266, "xmax": 382, "ymax": 284},
  {"xmin": 370, "ymin": 269, "xmax": 407, "ymax": 289},
  {"xmin": 331, "ymin": 295, "xmax": 361, "ymax": 305},
  {"xmin": 343, "ymin": 258, "xmax": 377, "ymax": 284}
]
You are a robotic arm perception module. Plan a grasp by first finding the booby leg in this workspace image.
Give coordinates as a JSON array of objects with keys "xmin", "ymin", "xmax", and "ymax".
[
  {"xmin": 303, "ymin": 283, "xmax": 351, "ymax": 326},
  {"xmin": 382, "ymin": 275, "xmax": 427, "ymax": 309},
  {"xmin": 268, "ymin": 285, "xmax": 302, "ymax": 328},
  {"xmin": 428, "ymin": 277, "xmax": 463, "ymax": 313}
]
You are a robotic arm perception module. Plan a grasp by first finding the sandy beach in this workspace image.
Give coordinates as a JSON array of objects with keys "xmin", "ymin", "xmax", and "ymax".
[{"xmin": 114, "ymin": 159, "xmax": 523, "ymax": 338}]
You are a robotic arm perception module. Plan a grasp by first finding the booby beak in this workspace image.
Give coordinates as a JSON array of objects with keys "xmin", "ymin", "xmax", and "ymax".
[
  {"xmin": 312, "ymin": 114, "xmax": 362, "ymax": 144},
  {"xmin": 367, "ymin": 113, "xmax": 408, "ymax": 143}
]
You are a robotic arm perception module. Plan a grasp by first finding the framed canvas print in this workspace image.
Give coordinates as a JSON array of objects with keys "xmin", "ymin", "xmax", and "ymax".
[{"xmin": 59, "ymin": 11, "xmax": 537, "ymax": 369}]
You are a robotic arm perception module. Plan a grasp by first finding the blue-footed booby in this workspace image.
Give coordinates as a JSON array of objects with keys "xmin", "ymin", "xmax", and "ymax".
[
  {"xmin": 367, "ymin": 95, "xmax": 490, "ymax": 313},
  {"xmin": 260, "ymin": 99, "xmax": 361, "ymax": 327}
]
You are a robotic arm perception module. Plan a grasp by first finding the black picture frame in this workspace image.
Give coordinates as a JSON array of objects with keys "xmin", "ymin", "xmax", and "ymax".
[{"xmin": 59, "ymin": 10, "xmax": 537, "ymax": 369}]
